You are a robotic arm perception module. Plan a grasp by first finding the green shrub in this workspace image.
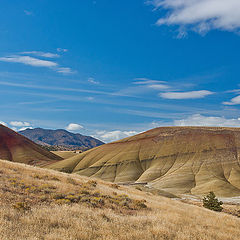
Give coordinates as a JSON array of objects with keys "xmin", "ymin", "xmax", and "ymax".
[{"xmin": 203, "ymin": 192, "xmax": 223, "ymax": 212}]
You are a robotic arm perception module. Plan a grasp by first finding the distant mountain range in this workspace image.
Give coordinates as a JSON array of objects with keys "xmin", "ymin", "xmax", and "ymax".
[{"xmin": 19, "ymin": 128, "xmax": 104, "ymax": 151}]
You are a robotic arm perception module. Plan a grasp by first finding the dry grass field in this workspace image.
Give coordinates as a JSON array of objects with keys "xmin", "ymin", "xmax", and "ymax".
[{"xmin": 1, "ymin": 159, "xmax": 240, "ymax": 240}]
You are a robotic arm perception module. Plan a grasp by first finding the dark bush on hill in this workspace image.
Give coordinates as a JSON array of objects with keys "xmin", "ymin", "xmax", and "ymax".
[{"xmin": 203, "ymin": 192, "xmax": 223, "ymax": 212}]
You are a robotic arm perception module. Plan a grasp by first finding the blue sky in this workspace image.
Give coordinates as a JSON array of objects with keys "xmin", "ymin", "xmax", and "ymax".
[{"xmin": 1, "ymin": 0, "xmax": 240, "ymax": 142}]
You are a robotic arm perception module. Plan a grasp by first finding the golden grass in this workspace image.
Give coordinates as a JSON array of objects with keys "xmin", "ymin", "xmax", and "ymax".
[{"xmin": 1, "ymin": 160, "xmax": 240, "ymax": 240}]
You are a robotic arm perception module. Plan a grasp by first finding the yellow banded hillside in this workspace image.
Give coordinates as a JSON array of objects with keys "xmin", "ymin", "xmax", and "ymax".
[{"xmin": 47, "ymin": 127, "xmax": 240, "ymax": 197}]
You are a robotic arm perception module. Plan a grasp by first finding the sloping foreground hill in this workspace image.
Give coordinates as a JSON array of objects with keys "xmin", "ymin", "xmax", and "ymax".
[
  {"xmin": 1, "ymin": 159, "xmax": 240, "ymax": 240},
  {"xmin": 0, "ymin": 124, "xmax": 62, "ymax": 166},
  {"xmin": 48, "ymin": 127, "xmax": 240, "ymax": 197},
  {"xmin": 19, "ymin": 128, "xmax": 104, "ymax": 150}
]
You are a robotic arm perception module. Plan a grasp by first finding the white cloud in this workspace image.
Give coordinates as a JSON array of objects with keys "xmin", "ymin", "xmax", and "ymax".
[
  {"xmin": 1, "ymin": 121, "xmax": 33, "ymax": 131},
  {"xmin": 0, "ymin": 54, "xmax": 75, "ymax": 75},
  {"xmin": 88, "ymin": 77, "xmax": 99, "ymax": 84},
  {"xmin": 150, "ymin": 0, "xmax": 240, "ymax": 34},
  {"xmin": 174, "ymin": 114, "xmax": 240, "ymax": 127},
  {"xmin": 0, "ymin": 55, "xmax": 57, "ymax": 67},
  {"xmin": 159, "ymin": 90, "xmax": 213, "ymax": 99},
  {"xmin": 134, "ymin": 78, "xmax": 170, "ymax": 90},
  {"xmin": 133, "ymin": 78, "xmax": 167, "ymax": 85},
  {"xmin": 223, "ymin": 95, "xmax": 240, "ymax": 105},
  {"xmin": 66, "ymin": 123, "xmax": 84, "ymax": 131},
  {"xmin": 18, "ymin": 127, "xmax": 33, "ymax": 131},
  {"xmin": 148, "ymin": 84, "xmax": 170, "ymax": 90},
  {"xmin": 56, "ymin": 67, "xmax": 75, "ymax": 74},
  {"xmin": 57, "ymin": 48, "xmax": 68, "ymax": 52},
  {"xmin": 0, "ymin": 121, "xmax": 7, "ymax": 126},
  {"xmin": 10, "ymin": 121, "xmax": 31, "ymax": 127},
  {"xmin": 21, "ymin": 51, "xmax": 59, "ymax": 58},
  {"xmin": 94, "ymin": 130, "xmax": 138, "ymax": 142}
]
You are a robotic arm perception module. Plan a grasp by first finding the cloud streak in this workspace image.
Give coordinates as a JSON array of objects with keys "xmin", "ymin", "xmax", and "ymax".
[
  {"xmin": 88, "ymin": 77, "xmax": 100, "ymax": 84},
  {"xmin": 0, "ymin": 55, "xmax": 57, "ymax": 67},
  {"xmin": 159, "ymin": 90, "xmax": 213, "ymax": 99},
  {"xmin": 0, "ymin": 53, "xmax": 74, "ymax": 74},
  {"xmin": 56, "ymin": 67, "xmax": 75, "ymax": 74},
  {"xmin": 20, "ymin": 51, "xmax": 60, "ymax": 58}
]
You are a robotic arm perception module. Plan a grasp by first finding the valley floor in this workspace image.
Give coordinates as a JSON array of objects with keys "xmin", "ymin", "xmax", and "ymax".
[{"xmin": 0, "ymin": 160, "xmax": 240, "ymax": 240}]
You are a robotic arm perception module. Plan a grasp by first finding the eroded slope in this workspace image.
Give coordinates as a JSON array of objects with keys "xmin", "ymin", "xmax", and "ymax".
[
  {"xmin": 0, "ymin": 125, "xmax": 62, "ymax": 166},
  {"xmin": 48, "ymin": 127, "xmax": 240, "ymax": 197}
]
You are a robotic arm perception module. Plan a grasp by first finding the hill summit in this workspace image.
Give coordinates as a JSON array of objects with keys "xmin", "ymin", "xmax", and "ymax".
[
  {"xmin": 19, "ymin": 128, "xmax": 104, "ymax": 150},
  {"xmin": 0, "ymin": 124, "xmax": 62, "ymax": 166},
  {"xmin": 48, "ymin": 126, "xmax": 240, "ymax": 197}
]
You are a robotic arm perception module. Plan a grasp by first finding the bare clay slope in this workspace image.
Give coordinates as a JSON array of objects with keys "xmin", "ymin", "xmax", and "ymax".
[
  {"xmin": 48, "ymin": 127, "xmax": 240, "ymax": 197},
  {"xmin": 0, "ymin": 124, "xmax": 62, "ymax": 166}
]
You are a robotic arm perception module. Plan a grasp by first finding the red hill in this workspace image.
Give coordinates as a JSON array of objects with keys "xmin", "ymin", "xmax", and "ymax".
[{"xmin": 0, "ymin": 124, "xmax": 62, "ymax": 166}]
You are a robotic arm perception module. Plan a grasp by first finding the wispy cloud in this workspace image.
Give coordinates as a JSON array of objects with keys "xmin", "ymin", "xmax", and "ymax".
[
  {"xmin": 56, "ymin": 67, "xmax": 75, "ymax": 74},
  {"xmin": 116, "ymin": 78, "xmax": 171, "ymax": 96},
  {"xmin": 174, "ymin": 114, "xmax": 240, "ymax": 127},
  {"xmin": 223, "ymin": 95, "xmax": 240, "ymax": 105},
  {"xmin": 88, "ymin": 77, "xmax": 99, "ymax": 84},
  {"xmin": 133, "ymin": 77, "xmax": 215, "ymax": 100},
  {"xmin": 112, "ymin": 108, "xmax": 182, "ymax": 119},
  {"xmin": 133, "ymin": 78, "xmax": 167, "ymax": 85},
  {"xmin": 2, "ymin": 86, "xmax": 216, "ymax": 116},
  {"xmin": 147, "ymin": 84, "xmax": 170, "ymax": 90},
  {"xmin": 159, "ymin": 90, "xmax": 214, "ymax": 99},
  {"xmin": 57, "ymin": 48, "xmax": 68, "ymax": 52},
  {"xmin": 20, "ymin": 51, "xmax": 59, "ymax": 58},
  {"xmin": 0, "ymin": 55, "xmax": 57, "ymax": 67},
  {"xmin": 0, "ymin": 81, "xmax": 115, "ymax": 96},
  {"xmin": 0, "ymin": 53, "xmax": 74, "ymax": 75},
  {"xmin": 149, "ymin": 0, "xmax": 240, "ymax": 35},
  {"xmin": 134, "ymin": 78, "xmax": 171, "ymax": 90}
]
